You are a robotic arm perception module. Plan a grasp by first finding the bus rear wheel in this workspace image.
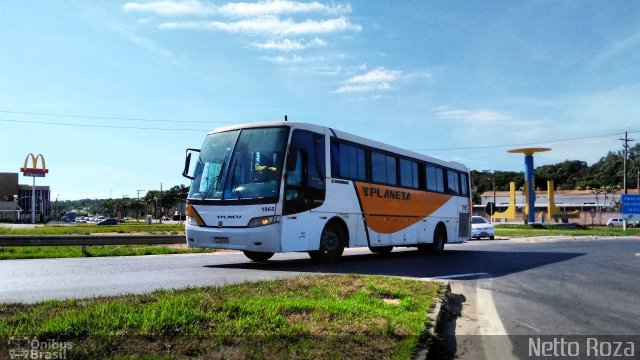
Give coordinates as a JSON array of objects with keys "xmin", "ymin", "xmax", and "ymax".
[
  {"xmin": 418, "ymin": 226, "xmax": 446, "ymax": 254},
  {"xmin": 309, "ymin": 223, "xmax": 345, "ymax": 263},
  {"xmin": 243, "ymin": 251, "xmax": 274, "ymax": 262}
]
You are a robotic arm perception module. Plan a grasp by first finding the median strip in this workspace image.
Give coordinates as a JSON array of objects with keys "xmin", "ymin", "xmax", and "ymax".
[{"xmin": 0, "ymin": 274, "xmax": 443, "ymax": 359}]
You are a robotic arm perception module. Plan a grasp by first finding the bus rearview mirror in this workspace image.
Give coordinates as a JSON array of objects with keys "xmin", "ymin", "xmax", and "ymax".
[{"xmin": 182, "ymin": 148, "xmax": 201, "ymax": 180}]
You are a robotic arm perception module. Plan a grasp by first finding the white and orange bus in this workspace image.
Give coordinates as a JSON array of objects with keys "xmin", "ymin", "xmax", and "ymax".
[{"xmin": 182, "ymin": 121, "xmax": 471, "ymax": 262}]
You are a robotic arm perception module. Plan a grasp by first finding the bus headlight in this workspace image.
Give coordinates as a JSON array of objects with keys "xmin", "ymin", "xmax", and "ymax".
[
  {"xmin": 247, "ymin": 216, "xmax": 280, "ymax": 227},
  {"xmin": 186, "ymin": 216, "xmax": 199, "ymax": 226}
]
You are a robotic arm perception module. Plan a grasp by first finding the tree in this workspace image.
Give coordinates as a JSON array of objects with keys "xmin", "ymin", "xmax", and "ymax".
[
  {"xmin": 590, "ymin": 151, "xmax": 624, "ymax": 189},
  {"xmin": 536, "ymin": 160, "xmax": 590, "ymax": 190}
]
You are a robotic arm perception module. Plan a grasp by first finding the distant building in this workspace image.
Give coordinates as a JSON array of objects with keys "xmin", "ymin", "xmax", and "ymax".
[
  {"xmin": 478, "ymin": 188, "xmax": 636, "ymax": 211},
  {"xmin": 476, "ymin": 188, "xmax": 639, "ymax": 225},
  {"xmin": 0, "ymin": 172, "xmax": 50, "ymax": 223}
]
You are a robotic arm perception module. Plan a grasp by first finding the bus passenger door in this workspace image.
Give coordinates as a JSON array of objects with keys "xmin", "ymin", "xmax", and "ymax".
[{"xmin": 281, "ymin": 130, "xmax": 326, "ymax": 252}]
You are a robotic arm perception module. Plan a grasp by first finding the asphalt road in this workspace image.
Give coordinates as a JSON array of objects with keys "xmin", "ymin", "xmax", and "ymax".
[{"xmin": 1, "ymin": 236, "xmax": 639, "ymax": 340}]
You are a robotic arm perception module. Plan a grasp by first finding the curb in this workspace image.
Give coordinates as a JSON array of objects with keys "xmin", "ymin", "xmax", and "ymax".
[{"xmin": 412, "ymin": 281, "xmax": 450, "ymax": 360}]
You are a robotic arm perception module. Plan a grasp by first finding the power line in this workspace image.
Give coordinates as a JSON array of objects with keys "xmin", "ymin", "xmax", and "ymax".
[
  {"xmin": 0, "ymin": 109, "xmax": 236, "ymax": 124},
  {"xmin": 414, "ymin": 131, "xmax": 640, "ymax": 151},
  {"xmin": 0, "ymin": 118, "xmax": 209, "ymax": 132},
  {"xmin": 3, "ymin": 112, "xmax": 639, "ymax": 152}
]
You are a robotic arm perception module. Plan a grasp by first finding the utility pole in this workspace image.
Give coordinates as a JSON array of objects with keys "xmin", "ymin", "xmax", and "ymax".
[
  {"xmin": 136, "ymin": 189, "xmax": 145, "ymax": 222},
  {"xmin": 618, "ymin": 131, "xmax": 635, "ymax": 194},
  {"xmin": 121, "ymin": 195, "xmax": 128, "ymax": 221},
  {"xmin": 159, "ymin": 182, "xmax": 163, "ymax": 224}
]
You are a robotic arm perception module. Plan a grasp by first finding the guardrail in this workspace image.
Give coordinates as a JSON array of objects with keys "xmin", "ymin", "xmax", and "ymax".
[{"xmin": 0, "ymin": 235, "xmax": 186, "ymax": 255}]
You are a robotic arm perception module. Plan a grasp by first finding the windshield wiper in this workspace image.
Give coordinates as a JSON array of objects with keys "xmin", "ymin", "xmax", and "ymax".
[{"xmin": 202, "ymin": 160, "xmax": 227, "ymax": 200}]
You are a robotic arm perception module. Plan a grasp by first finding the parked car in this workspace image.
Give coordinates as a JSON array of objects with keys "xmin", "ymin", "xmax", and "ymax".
[
  {"xmin": 606, "ymin": 218, "xmax": 635, "ymax": 228},
  {"xmin": 75, "ymin": 217, "xmax": 87, "ymax": 223},
  {"xmin": 471, "ymin": 216, "xmax": 495, "ymax": 239},
  {"xmin": 96, "ymin": 218, "xmax": 118, "ymax": 226}
]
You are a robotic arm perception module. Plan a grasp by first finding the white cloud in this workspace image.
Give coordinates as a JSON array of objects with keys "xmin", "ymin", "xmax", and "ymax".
[
  {"xmin": 125, "ymin": 1, "xmax": 360, "ymax": 57},
  {"xmin": 159, "ymin": 16, "xmax": 361, "ymax": 36},
  {"xmin": 123, "ymin": 1, "xmax": 215, "ymax": 17},
  {"xmin": 435, "ymin": 109, "xmax": 511, "ymax": 125},
  {"xmin": 346, "ymin": 67, "xmax": 401, "ymax": 84},
  {"xmin": 123, "ymin": 0, "xmax": 352, "ymax": 18},
  {"xmin": 590, "ymin": 29, "xmax": 640, "ymax": 68},
  {"xmin": 251, "ymin": 37, "xmax": 326, "ymax": 51},
  {"xmin": 334, "ymin": 67, "xmax": 401, "ymax": 93},
  {"xmin": 220, "ymin": 0, "xmax": 351, "ymax": 17},
  {"xmin": 334, "ymin": 82, "xmax": 392, "ymax": 93},
  {"xmin": 261, "ymin": 54, "xmax": 323, "ymax": 64},
  {"xmin": 433, "ymin": 106, "xmax": 547, "ymax": 145}
]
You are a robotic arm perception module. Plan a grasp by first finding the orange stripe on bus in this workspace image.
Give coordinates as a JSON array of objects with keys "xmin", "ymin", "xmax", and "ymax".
[{"xmin": 355, "ymin": 182, "xmax": 452, "ymax": 234}]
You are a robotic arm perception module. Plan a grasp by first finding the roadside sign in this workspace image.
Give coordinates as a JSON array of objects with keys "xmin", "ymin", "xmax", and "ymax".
[
  {"xmin": 622, "ymin": 195, "xmax": 640, "ymax": 223},
  {"xmin": 622, "ymin": 195, "xmax": 640, "ymax": 214},
  {"xmin": 485, "ymin": 202, "xmax": 495, "ymax": 216}
]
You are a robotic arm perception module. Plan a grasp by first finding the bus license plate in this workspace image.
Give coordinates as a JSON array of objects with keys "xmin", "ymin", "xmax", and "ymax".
[{"xmin": 214, "ymin": 237, "xmax": 229, "ymax": 243}]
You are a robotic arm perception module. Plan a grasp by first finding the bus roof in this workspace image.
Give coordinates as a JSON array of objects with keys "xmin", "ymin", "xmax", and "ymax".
[{"xmin": 207, "ymin": 121, "xmax": 469, "ymax": 173}]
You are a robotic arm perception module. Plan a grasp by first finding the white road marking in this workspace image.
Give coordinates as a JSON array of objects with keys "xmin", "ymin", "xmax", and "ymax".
[
  {"xmin": 429, "ymin": 272, "xmax": 490, "ymax": 279},
  {"xmin": 476, "ymin": 286, "xmax": 516, "ymax": 359}
]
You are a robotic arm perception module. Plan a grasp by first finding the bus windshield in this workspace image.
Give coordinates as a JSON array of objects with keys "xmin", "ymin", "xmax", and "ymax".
[{"xmin": 188, "ymin": 126, "xmax": 290, "ymax": 201}]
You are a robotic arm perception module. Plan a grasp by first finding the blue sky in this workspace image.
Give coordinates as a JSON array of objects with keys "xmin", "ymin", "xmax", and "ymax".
[{"xmin": 1, "ymin": 1, "xmax": 640, "ymax": 200}]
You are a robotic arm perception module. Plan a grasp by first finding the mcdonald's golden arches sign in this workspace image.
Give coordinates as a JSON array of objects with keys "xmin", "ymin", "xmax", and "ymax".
[{"xmin": 20, "ymin": 153, "xmax": 48, "ymax": 177}]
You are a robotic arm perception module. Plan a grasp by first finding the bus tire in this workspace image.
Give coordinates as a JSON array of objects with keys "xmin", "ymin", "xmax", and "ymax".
[
  {"xmin": 370, "ymin": 246, "xmax": 393, "ymax": 254},
  {"xmin": 243, "ymin": 251, "xmax": 274, "ymax": 262},
  {"xmin": 309, "ymin": 223, "xmax": 345, "ymax": 263},
  {"xmin": 419, "ymin": 225, "xmax": 446, "ymax": 254}
]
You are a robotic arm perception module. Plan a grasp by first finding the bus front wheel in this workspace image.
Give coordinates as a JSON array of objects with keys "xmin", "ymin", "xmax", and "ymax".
[
  {"xmin": 243, "ymin": 251, "xmax": 274, "ymax": 262},
  {"xmin": 309, "ymin": 223, "xmax": 345, "ymax": 263}
]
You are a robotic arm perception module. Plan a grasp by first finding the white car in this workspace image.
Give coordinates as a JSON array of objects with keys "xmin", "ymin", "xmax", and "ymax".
[
  {"xmin": 471, "ymin": 216, "xmax": 495, "ymax": 239},
  {"xmin": 75, "ymin": 217, "xmax": 87, "ymax": 223},
  {"xmin": 606, "ymin": 218, "xmax": 635, "ymax": 228}
]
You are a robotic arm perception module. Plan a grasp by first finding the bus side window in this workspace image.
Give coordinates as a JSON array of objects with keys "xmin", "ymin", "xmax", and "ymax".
[
  {"xmin": 427, "ymin": 165, "xmax": 445, "ymax": 193},
  {"xmin": 331, "ymin": 141, "xmax": 366, "ymax": 180},
  {"xmin": 400, "ymin": 159, "xmax": 419, "ymax": 189},
  {"xmin": 447, "ymin": 170, "xmax": 459, "ymax": 195},
  {"xmin": 372, "ymin": 151, "xmax": 397, "ymax": 185},
  {"xmin": 460, "ymin": 173, "xmax": 469, "ymax": 196}
]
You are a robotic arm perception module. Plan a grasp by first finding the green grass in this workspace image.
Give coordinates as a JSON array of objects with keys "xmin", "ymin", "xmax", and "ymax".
[
  {"xmin": 0, "ymin": 275, "xmax": 443, "ymax": 359},
  {"xmin": 0, "ymin": 223, "xmax": 183, "ymax": 236},
  {"xmin": 0, "ymin": 223, "xmax": 204, "ymax": 260},
  {"xmin": 0, "ymin": 244, "xmax": 213, "ymax": 260},
  {"xmin": 495, "ymin": 224, "xmax": 640, "ymax": 238}
]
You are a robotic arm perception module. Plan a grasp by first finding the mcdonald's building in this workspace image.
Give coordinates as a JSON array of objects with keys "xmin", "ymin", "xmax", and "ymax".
[{"xmin": 0, "ymin": 172, "xmax": 51, "ymax": 223}]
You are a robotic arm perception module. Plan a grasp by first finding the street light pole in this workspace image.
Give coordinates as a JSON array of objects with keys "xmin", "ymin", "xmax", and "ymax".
[
  {"xmin": 136, "ymin": 189, "xmax": 144, "ymax": 222},
  {"xmin": 31, "ymin": 176, "xmax": 36, "ymax": 224}
]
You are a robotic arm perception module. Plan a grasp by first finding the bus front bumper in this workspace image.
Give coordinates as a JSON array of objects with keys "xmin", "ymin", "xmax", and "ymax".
[{"xmin": 185, "ymin": 223, "xmax": 282, "ymax": 253}]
